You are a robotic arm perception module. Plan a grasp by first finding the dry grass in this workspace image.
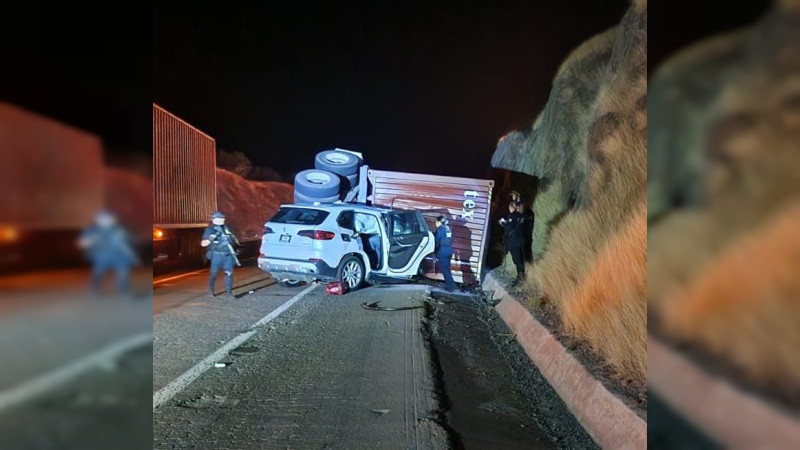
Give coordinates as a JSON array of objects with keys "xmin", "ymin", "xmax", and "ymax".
[
  {"xmin": 561, "ymin": 204, "xmax": 647, "ymax": 382},
  {"xmin": 517, "ymin": 2, "xmax": 648, "ymax": 384},
  {"xmin": 660, "ymin": 202, "xmax": 800, "ymax": 394},
  {"xmin": 492, "ymin": 1, "xmax": 648, "ymax": 384}
]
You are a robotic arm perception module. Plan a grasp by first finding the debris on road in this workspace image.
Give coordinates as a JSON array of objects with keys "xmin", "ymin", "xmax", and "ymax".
[
  {"xmin": 371, "ymin": 409, "xmax": 391, "ymax": 415},
  {"xmin": 361, "ymin": 301, "xmax": 424, "ymax": 311}
]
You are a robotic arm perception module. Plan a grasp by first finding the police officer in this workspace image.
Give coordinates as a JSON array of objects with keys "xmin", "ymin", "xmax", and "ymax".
[
  {"xmin": 434, "ymin": 215, "xmax": 458, "ymax": 292},
  {"xmin": 78, "ymin": 210, "xmax": 138, "ymax": 295},
  {"xmin": 510, "ymin": 190, "xmax": 523, "ymax": 209},
  {"xmin": 201, "ymin": 211, "xmax": 240, "ymax": 296},
  {"xmin": 499, "ymin": 202, "xmax": 526, "ymax": 286}
]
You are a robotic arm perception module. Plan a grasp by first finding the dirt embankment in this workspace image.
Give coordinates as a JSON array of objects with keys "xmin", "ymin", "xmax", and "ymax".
[
  {"xmin": 491, "ymin": 0, "xmax": 647, "ymax": 388},
  {"xmin": 104, "ymin": 167, "xmax": 152, "ymax": 241},
  {"xmin": 215, "ymin": 168, "xmax": 293, "ymax": 242}
]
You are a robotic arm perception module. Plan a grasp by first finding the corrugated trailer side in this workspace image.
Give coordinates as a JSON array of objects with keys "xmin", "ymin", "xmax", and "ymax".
[
  {"xmin": 0, "ymin": 102, "xmax": 104, "ymax": 229},
  {"xmin": 152, "ymin": 104, "xmax": 216, "ymax": 267},
  {"xmin": 368, "ymin": 169, "xmax": 494, "ymax": 285},
  {"xmin": 152, "ymin": 104, "xmax": 216, "ymax": 227}
]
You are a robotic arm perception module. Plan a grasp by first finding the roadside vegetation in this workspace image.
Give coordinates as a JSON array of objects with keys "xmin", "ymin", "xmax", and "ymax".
[{"xmin": 492, "ymin": 0, "xmax": 648, "ymax": 385}]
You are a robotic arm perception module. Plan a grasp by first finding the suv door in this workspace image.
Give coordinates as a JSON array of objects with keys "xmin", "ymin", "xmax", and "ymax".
[{"xmin": 387, "ymin": 210, "xmax": 427, "ymax": 270}]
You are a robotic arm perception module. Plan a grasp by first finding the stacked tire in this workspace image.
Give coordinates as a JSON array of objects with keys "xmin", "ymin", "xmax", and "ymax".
[{"xmin": 293, "ymin": 149, "xmax": 362, "ymax": 203}]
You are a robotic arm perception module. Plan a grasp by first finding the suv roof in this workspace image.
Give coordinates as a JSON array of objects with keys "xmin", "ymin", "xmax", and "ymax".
[{"xmin": 281, "ymin": 202, "xmax": 398, "ymax": 214}]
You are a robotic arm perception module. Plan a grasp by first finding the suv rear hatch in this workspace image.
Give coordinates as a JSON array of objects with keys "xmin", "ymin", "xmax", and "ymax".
[{"xmin": 262, "ymin": 207, "xmax": 331, "ymax": 258}]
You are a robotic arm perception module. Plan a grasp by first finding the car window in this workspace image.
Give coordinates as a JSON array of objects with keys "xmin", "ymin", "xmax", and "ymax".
[
  {"xmin": 416, "ymin": 212, "xmax": 431, "ymax": 231},
  {"xmin": 337, "ymin": 211, "xmax": 354, "ymax": 230},
  {"xmin": 270, "ymin": 207, "xmax": 329, "ymax": 225},
  {"xmin": 391, "ymin": 212, "xmax": 421, "ymax": 236}
]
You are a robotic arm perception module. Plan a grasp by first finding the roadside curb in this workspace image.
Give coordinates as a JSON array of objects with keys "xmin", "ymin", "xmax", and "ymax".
[
  {"xmin": 648, "ymin": 335, "xmax": 800, "ymax": 448},
  {"xmin": 483, "ymin": 272, "xmax": 647, "ymax": 449}
]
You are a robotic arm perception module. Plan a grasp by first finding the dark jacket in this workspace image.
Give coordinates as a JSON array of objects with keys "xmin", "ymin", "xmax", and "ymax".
[
  {"xmin": 202, "ymin": 225, "xmax": 239, "ymax": 255},
  {"xmin": 81, "ymin": 225, "xmax": 137, "ymax": 264},
  {"xmin": 434, "ymin": 224, "xmax": 453, "ymax": 253},
  {"xmin": 502, "ymin": 211, "xmax": 525, "ymax": 248}
]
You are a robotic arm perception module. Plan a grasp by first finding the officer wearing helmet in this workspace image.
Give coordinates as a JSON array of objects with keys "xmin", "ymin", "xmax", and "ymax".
[
  {"xmin": 201, "ymin": 211, "xmax": 240, "ymax": 296},
  {"xmin": 434, "ymin": 215, "xmax": 458, "ymax": 292},
  {"xmin": 78, "ymin": 210, "xmax": 138, "ymax": 295}
]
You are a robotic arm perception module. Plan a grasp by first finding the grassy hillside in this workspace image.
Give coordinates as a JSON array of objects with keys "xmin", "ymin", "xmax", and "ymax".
[
  {"xmin": 491, "ymin": 0, "xmax": 647, "ymax": 384},
  {"xmin": 648, "ymin": 2, "xmax": 800, "ymax": 400}
]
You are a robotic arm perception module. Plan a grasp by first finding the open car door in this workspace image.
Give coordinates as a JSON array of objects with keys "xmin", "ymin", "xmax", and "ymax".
[{"xmin": 386, "ymin": 210, "xmax": 434, "ymax": 278}]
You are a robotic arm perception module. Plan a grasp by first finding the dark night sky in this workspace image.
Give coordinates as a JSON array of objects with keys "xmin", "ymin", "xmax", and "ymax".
[
  {"xmin": 1, "ymin": 3, "xmax": 151, "ymax": 155},
  {"xmin": 154, "ymin": 0, "xmax": 630, "ymax": 179},
  {"xmin": 1, "ymin": 1, "xmax": 772, "ymax": 172}
]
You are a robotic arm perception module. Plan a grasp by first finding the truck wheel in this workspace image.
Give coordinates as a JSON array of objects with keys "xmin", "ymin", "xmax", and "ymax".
[
  {"xmin": 294, "ymin": 190, "xmax": 340, "ymax": 204},
  {"xmin": 314, "ymin": 150, "xmax": 360, "ymax": 177},
  {"xmin": 294, "ymin": 169, "xmax": 341, "ymax": 198},
  {"xmin": 337, "ymin": 255, "xmax": 364, "ymax": 291}
]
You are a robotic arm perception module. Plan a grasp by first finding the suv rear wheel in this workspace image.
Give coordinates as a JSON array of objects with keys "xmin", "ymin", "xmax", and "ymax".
[
  {"xmin": 280, "ymin": 279, "xmax": 304, "ymax": 287},
  {"xmin": 337, "ymin": 255, "xmax": 364, "ymax": 291}
]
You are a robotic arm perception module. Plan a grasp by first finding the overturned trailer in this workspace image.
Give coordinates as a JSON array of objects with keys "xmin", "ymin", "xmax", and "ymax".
[{"xmin": 364, "ymin": 169, "xmax": 494, "ymax": 285}]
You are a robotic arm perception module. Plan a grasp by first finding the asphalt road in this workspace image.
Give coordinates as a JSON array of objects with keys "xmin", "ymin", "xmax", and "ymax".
[
  {"xmin": 0, "ymin": 268, "xmax": 153, "ymax": 450},
  {"xmin": 153, "ymin": 266, "xmax": 589, "ymax": 449}
]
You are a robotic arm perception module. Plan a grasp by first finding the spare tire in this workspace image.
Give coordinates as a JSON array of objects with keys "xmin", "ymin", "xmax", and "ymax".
[
  {"xmin": 294, "ymin": 169, "xmax": 340, "ymax": 198},
  {"xmin": 294, "ymin": 190, "xmax": 340, "ymax": 204},
  {"xmin": 314, "ymin": 150, "xmax": 360, "ymax": 177}
]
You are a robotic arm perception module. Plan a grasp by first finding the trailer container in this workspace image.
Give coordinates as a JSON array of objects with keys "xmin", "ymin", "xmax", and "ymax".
[
  {"xmin": 152, "ymin": 104, "xmax": 216, "ymax": 266},
  {"xmin": 0, "ymin": 102, "xmax": 104, "ymax": 272},
  {"xmin": 367, "ymin": 169, "xmax": 494, "ymax": 285}
]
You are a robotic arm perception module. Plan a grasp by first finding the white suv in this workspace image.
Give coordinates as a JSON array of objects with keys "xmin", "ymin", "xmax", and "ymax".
[{"xmin": 258, "ymin": 203, "xmax": 435, "ymax": 289}]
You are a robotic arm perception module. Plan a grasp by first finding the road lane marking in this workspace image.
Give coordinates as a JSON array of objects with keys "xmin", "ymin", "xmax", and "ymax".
[
  {"xmin": 0, "ymin": 331, "xmax": 153, "ymax": 413},
  {"xmin": 153, "ymin": 269, "xmax": 206, "ymax": 286},
  {"xmin": 250, "ymin": 283, "xmax": 317, "ymax": 328},
  {"xmin": 153, "ymin": 282, "xmax": 318, "ymax": 410}
]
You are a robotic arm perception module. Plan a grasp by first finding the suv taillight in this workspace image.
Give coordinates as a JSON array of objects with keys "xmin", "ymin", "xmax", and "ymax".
[{"xmin": 298, "ymin": 230, "xmax": 336, "ymax": 240}]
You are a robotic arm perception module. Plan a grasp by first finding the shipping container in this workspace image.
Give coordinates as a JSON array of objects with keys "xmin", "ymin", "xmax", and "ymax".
[
  {"xmin": 0, "ymin": 102, "xmax": 105, "ymax": 272},
  {"xmin": 152, "ymin": 104, "xmax": 216, "ymax": 267},
  {"xmin": 367, "ymin": 169, "xmax": 494, "ymax": 285},
  {"xmin": 0, "ymin": 102, "xmax": 104, "ymax": 229}
]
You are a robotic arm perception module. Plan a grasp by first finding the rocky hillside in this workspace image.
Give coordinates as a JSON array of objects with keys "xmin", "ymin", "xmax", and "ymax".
[
  {"xmin": 104, "ymin": 167, "xmax": 152, "ymax": 240},
  {"xmin": 215, "ymin": 168, "xmax": 294, "ymax": 242},
  {"xmin": 491, "ymin": 0, "xmax": 647, "ymax": 383}
]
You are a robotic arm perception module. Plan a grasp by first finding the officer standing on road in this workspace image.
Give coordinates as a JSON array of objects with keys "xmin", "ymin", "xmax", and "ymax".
[
  {"xmin": 434, "ymin": 216, "xmax": 458, "ymax": 292},
  {"xmin": 499, "ymin": 202, "xmax": 526, "ymax": 286},
  {"xmin": 78, "ymin": 210, "xmax": 138, "ymax": 295},
  {"xmin": 201, "ymin": 211, "xmax": 240, "ymax": 297}
]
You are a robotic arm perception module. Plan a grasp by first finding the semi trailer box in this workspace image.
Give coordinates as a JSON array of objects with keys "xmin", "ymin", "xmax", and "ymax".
[
  {"xmin": 152, "ymin": 104, "xmax": 216, "ymax": 265},
  {"xmin": 0, "ymin": 102, "xmax": 104, "ymax": 271},
  {"xmin": 367, "ymin": 169, "xmax": 494, "ymax": 285}
]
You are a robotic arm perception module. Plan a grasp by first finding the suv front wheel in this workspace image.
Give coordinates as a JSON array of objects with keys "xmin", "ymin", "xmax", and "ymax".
[{"xmin": 337, "ymin": 255, "xmax": 364, "ymax": 291}]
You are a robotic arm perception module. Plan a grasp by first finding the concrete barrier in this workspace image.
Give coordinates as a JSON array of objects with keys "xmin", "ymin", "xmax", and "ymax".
[{"xmin": 483, "ymin": 272, "xmax": 647, "ymax": 449}]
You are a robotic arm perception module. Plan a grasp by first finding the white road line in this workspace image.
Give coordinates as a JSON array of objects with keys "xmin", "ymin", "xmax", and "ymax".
[
  {"xmin": 152, "ymin": 282, "xmax": 318, "ymax": 410},
  {"xmin": 153, "ymin": 269, "xmax": 207, "ymax": 286},
  {"xmin": 0, "ymin": 331, "xmax": 153, "ymax": 413},
  {"xmin": 250, "ymin": 283, "xmax": 318, "ymax": 328}
]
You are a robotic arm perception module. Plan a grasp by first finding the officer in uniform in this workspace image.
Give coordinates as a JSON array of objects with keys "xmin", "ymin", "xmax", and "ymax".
[
  {"xmin": 434, "ymin": 215, "xmax": 458, "ymax": 292},
  {"xmin": 499, "ymin": 202, "xmax": 526, "ymax": 286},
  {"xmin": 201, "ymin": 211, "xmax": 240, "ymax": 296},
  {"xmin": 78, "ymin": 210, "xmax": 138, "ymax": 295}
]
